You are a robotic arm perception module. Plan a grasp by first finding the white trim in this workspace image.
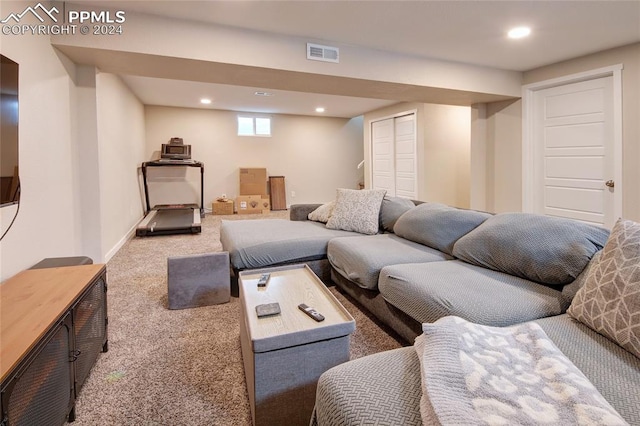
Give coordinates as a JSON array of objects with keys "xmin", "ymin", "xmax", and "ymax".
[
  {"xmin": 522, "ymin": 64, "xmax": 623, "ymax": 225},
  {"xmin": 104, "ymin": 218, "xmax": 139, "ymax": 262},
  {"xmin": 367, "ymin": 109, "xmax": 417, "ymax": 192}
]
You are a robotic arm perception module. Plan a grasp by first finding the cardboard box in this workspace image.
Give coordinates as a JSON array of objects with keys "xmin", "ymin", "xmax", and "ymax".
[
  {"xmin": 236, "ymin": 195, "xmax": 271, "ymax": 214},
  {"xmin": 240, "ymin": 168, "xmax": 268, "ymax": 196},
  {"xmin": 212, "ymin": 200, "xmax": 234, "ymax": 215}
]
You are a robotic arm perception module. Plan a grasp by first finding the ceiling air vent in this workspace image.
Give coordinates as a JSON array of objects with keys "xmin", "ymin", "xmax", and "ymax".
[{"xmin": 307, "ymin": 43, "xmax": 339, "ymax": 63}]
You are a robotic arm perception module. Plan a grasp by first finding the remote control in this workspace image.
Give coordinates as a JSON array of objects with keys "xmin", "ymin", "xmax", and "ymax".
[
  {"xmin": 257, "ymin": 273, "xmax": 270, "ymax": 287},
  {"xmin": 298, "ymin": 303, "xmax": 325, "ymax": 322}
]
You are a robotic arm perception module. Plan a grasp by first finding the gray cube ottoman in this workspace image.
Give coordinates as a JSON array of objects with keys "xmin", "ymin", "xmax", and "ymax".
[{"xmin": 168, "ymin": 252, "xmax": 231, "ymax": 309}]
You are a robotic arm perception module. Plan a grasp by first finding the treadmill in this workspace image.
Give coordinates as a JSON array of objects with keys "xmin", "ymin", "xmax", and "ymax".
[{"xmin": 136, "ymin": 159, "xmax": 205, "ymax": 237}]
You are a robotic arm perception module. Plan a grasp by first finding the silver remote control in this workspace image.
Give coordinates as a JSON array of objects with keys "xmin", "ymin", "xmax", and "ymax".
[
  {"xmin": 298, "ymin": 303, "xmax": 324, "ymax": 322},
  {"xmin": 257, "ymin": 273, "xmax": 270, "ymax": 287}
]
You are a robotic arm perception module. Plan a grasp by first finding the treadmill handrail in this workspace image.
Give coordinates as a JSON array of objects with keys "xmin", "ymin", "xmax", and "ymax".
[{"xmin": 141, "ymin": 160, "xmax": 205, "ymax": 214}]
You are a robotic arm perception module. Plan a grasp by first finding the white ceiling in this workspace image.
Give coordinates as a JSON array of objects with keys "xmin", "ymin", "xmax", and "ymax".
[
  {"xmin": 121, "ymin": 75, "xmax": 398, "ymax": 117},
  {"xmin": 88, "ymin": 0, "xmax": 640, "ymax": 117}
]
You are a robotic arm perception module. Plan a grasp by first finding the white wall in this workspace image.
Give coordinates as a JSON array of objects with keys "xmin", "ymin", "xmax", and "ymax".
[
  {"xmin": 0, "ymin": 5, "xmax": 146, "ymax": 280},
  {"xmin": 423, "ymin": 104, "xmax": 471, "ymax": 208},
  {"xmin": 0, "ymin": 5, "xmax": 81, "ymax": 279},
  {"xmin": 143, "ymin": 107, "xmax": 363, "ymax": 207},
  {"xmin": 363, "ymin": 102, "xmax": 471, "ymax": 207},
  {"xmin": 471, "ymin": 43, "xmax": 640, "ymax": 218},
  {"xmin": 96, "ymin": 73, "xmax": 146, "ymax": 259}
]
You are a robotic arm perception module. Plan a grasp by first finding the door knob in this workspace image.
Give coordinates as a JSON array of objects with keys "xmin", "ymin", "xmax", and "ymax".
[{"xmin": 605, "ymin": 180, "xmax": 615, "ymax": 188}]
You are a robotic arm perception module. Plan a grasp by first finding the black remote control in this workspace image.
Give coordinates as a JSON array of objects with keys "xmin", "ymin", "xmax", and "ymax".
[
  {"xmin": 257, "ymin": 273, "xmax": 270, "ymax": 287},
  {"xmin": 298, "ymin": 303, "xmax": 325, "ymax": 322}
]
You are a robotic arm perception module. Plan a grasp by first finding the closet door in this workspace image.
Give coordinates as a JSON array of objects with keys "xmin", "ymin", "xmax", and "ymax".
[
  {"xmin": 394, "ymin": 114, "xmax": 417, "ymax": 199},
  {"xmin": 371, "ymin": 113, "xmax": 416, "ymax": 199},
  {"xmin": 371, "ymin": 118, "xmax": 396, "ymax": 196}
]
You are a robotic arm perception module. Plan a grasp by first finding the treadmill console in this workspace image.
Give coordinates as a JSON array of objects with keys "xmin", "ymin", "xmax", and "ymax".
[{"xmin": 161, "ymin": 137, "xmax": 191, "ymax": 160}]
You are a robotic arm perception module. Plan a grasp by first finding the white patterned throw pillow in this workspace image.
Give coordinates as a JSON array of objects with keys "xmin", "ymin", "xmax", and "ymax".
[
  {"xmin": 325, "ymin": 188, "xmax": 386, "ymax": 235},
  {"xmin": 307, "ymin": 201, "xmax": 336, "ymax": 223},
  {"xmin": 568, "ymin": 218, "xmax": 640, "ymax": 358}
]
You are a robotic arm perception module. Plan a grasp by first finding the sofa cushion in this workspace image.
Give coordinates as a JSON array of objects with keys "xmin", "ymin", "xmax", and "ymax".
[
  {"xmin": 326, "ymin": 188, "xmax": 386, "ymax": 235},
  {"xmin": 313, "ymin": 315, "xmax": 640, "ymax": 426},
  {"xmin": 313, "ymin": 347, "xmax": 422, "ymax": 426},
  {"xmin": 452, "ymin": 213, "xmax": 609, "ymax": 285},
  {"xmin": 393, "ymin": 203, "xmax": 491, "ymax": 255},
  {"xmin": 307, "ymin": 201, "xmax": 335, "ymax": 223},
  {"xmin": 328, "ymin": 234, "xmax": 452, "ymax": 290},
  {"xmin": 220, "ymin": 219, "xmax": 359, "ymax": 269},
  {"xmin": 536, "ymin": 315, "xmax": 640, "ymax": 423},
  {"xmin": 378, "ymin": 260, "xmax": 569, "ymax": 326},
  {"xmin": 568, "ymin": 218, "xmax": 640, "ymax": 358},
  {"xmin": 379, "ymin": 196, "xmax": 415, "ymax": 232}
]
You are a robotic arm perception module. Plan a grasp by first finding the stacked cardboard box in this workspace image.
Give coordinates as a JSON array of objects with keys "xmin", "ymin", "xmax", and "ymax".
[
  {"xmin": 237, "ymin": 168, "xmax": 270, "ymax": 214},
  {"xmin": 212, "ymin": 199, "xmax": 234, "ymax": 215}
]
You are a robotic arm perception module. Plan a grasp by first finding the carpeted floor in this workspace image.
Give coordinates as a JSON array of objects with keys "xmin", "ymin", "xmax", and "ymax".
[{"xmin": 73, "ymin": 211, "xmax": 404, "ymax": 425}]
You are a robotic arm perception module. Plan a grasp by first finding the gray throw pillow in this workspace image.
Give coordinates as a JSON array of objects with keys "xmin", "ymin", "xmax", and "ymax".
[
  {"xmin": 452, "ymin": 213, "xmax": 610, "ymax": 285},
  {"xmin": 393, "ymin": 203, "xmax": 491, "ymax": 255},
  {"xmin": 326, "ymin": 188, "xmax": 386, "ymax": 235},
  {"xmin": 379, "ymin": 196, "xmax": 415, "ymax": 232},
  {"xmin": 568, "ymin": 218, "xmax": 640, "ymax": 358}
]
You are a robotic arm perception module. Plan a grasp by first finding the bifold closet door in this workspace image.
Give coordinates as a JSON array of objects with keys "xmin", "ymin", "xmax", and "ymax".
[
  {"xmin": 371, "ymin": 118, "xmax": 395, "ymax": 196},
  {"xmin": 371, "ymin": 114, "xmax": 416, "ymax": 199}
]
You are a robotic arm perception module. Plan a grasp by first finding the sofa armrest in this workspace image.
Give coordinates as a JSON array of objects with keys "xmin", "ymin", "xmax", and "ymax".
[{"xmin": 289, "ymin": 204, "xmax": 322, "ymax": 221}]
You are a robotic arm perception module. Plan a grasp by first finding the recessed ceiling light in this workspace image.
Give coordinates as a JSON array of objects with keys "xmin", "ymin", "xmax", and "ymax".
[
  {"xmin": 508, "ymin": 26, "xmax": 531, "ymax": 39},
  {"xmin": 315, "ymin": 107, "xmax": 325, "ymax": 113},
  {"xmin": 254, "ymin": 91, "xmax": 273, "ymax": 97},
  {"xmin": 200, "ymin": 98, "xmax": 212, "ymax": 104}
]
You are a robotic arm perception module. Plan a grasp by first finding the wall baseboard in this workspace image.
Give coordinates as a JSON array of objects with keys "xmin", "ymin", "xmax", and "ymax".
[{"xmin": 104, "ymin": 218, "xmax": 141, "ymax": 262}]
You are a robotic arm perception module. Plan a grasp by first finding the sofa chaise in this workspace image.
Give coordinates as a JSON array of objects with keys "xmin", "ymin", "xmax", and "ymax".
[{"xmin": 313, "ymin": 218, "xmax": 640, "ymax": 425}]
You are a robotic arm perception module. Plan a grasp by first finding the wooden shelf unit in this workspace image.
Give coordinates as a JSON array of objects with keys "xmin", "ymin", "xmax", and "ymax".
[{"xmin": 0, "ymin": 264, "xmax": 108, "ymax": 425}]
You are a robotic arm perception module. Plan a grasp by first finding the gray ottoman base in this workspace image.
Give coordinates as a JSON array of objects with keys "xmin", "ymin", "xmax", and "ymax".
[{"xmin": 168, "ymin": 252, "xmax": 231, "ymax": 309}]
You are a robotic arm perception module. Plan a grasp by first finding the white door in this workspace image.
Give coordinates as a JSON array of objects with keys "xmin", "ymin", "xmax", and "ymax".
[
  {"xmin": 371, "ymin": 118, "xmax": 396, "ymax": 196},
  {"xmin": 371, "ymin": 113, "xmax": 417, "ymax": 198},
  {"xmin": 394, "ymin": 114, "xmax": 417, "ymax": 198},
  {"xmin": 532, "ymin": 76, "xmax": 615, "ymax": 227}
]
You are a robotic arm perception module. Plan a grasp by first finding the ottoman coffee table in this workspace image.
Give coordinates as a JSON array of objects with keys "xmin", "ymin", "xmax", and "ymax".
[{"xmin": 239, "ymin": 264, "xmax": 355, "ymax": 426}]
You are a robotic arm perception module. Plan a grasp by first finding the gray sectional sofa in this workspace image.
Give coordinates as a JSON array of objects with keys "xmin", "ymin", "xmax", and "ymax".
[
  {"xmin": 221, "ymin": 196, "xmax": 640, "ymax": 425},
  {"xmin": 221, "ymin": 197, "xmax": 608, "ymax": 343}
]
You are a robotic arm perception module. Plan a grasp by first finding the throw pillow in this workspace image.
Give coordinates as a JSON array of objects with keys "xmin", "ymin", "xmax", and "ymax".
[
  {"xmin": 307, "ymin": 201, "xmax": 335, "ymax": 223},
  {"xmin": 568, "ymin": 218, "xmax": 640, "ymax": 358},
  {"xmin": 326, "ymin": 188, "xmax": 386, "ymax": 235},
  {"xmin": 452, "ymin": 213, "xmax": 610, "ymax": 285},
  {"xmin": 379, "ymin": 196, "xmax": 415, "ymax": 232}
]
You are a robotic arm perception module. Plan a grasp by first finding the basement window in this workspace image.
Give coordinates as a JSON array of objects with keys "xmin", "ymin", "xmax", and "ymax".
[{"xmin": 238, "ymin": 115, "xmax": 271, "ymax": 137}]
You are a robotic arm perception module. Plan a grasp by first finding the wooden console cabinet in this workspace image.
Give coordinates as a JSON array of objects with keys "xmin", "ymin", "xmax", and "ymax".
[{"xmin": 0, "ymin": 264, "xmax": 108, "ymax": 425}]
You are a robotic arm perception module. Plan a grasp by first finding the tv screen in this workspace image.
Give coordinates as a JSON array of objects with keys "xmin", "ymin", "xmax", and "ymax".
[{"xmin": 1, "ymin": 54, "xmax": 19, "ymax": 207}]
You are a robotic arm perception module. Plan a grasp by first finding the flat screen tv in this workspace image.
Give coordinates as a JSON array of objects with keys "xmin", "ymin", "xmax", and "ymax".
[{"xmin": 1, "ymin": 54, "xmax": 19, "ymax": 207}]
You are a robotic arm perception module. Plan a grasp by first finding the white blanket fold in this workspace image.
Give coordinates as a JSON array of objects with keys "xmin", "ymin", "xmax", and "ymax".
[{"xmin": 414, "ymin": 316, "xmax": 628, "ymax": 426}]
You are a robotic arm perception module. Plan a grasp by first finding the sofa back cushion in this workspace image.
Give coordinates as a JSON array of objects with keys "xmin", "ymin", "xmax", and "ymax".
[
  {"xmin": 393, "ymin": 203, "xmax": 491, "ymax": 255},
  {"xmin": 379, "ymin": 196, "xmax": 416, "ymax": 232},
  {"xmin": 452, "ymin": 213, "xmax": 610, "ymax": 285}
]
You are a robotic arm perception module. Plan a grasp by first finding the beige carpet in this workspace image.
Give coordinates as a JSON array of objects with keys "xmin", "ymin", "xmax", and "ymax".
[{"xmin": 73, "ymin": 211, "xmax": 403, "ymax": 425}]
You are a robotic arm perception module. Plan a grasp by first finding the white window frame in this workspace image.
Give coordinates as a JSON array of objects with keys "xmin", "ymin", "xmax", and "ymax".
[{"xmin": 237, "ymin": 114, "xmax": 272, "ymax": 137}]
